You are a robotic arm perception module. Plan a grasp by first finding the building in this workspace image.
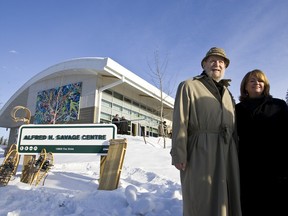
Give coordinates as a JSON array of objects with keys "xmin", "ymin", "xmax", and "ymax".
[{"xmin": 0, "ymin": 57, "xmax": 174, "ymax": 146}]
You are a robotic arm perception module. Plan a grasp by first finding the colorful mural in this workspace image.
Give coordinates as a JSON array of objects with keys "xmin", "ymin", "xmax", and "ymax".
[{"xmin": 34, "ymin": 82, "xmax": 82, "ymax": 124}]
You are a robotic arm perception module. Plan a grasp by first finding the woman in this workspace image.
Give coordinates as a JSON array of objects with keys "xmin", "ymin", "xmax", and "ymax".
[{"xmin": 236, "ymin": 69, "xmax": 288, "ymax": 215}]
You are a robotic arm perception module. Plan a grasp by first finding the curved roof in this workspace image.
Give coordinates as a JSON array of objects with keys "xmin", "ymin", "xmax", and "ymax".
[{"xmin": 0, "ymin": 57, "xmax": 174, "ymax": 128}]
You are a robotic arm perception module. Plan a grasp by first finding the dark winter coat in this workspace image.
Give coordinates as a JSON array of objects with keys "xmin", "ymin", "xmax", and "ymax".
[
  {"xmin": 171, "ymin": 73, "xmax": 242, "ymax": 216},
  {"xmin": 112, "ymin": 117, "xmax": 120, "ymax": 131},
  {"xmin": 236, "ymin": 96, "xmax": 288, "ymax": 215},
  {"xmin": 119, "ymin": 118, "xmax": 129, "ymax": 134}
]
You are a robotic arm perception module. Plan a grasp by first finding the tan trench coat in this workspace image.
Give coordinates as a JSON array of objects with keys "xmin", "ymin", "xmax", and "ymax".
[{"xmin": 171, "ymin": 75, "xmax": 242, "ymax": 216}]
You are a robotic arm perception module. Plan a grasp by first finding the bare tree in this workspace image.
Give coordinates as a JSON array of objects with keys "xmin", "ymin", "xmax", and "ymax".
[{"xmin": 147, "ymin": 50, "xmax": 175, "ymax": 148}]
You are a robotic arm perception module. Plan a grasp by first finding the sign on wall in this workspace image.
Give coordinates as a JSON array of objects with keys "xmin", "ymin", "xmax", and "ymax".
[{"xmin": 17, "ymin": 124, "xmax": 117, "ymax": 155}]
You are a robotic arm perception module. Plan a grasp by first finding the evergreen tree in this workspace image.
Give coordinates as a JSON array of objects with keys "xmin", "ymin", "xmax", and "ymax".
[{"xmin": 286, "ymin": 89, "xmax": 288, "ymax": 105}]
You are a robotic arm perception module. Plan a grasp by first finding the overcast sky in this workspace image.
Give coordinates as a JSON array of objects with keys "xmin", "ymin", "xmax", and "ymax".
[{"xmin": 1, "ymin": 0, "xmax": 288, "ymax": 137}]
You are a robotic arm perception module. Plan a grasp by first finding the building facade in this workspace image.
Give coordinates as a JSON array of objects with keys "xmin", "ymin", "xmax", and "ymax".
[{"xmin": 0, "ymin": 57, "xmax": 174, "ymax": 146}]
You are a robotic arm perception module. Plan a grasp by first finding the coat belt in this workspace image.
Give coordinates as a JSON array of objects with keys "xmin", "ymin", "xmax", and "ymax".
[{"xmin": 188, "ymin": 125, "xmax": 231, "ymax": 144}]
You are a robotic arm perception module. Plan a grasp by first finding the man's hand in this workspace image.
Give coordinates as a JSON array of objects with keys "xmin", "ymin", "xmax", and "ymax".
[{"xmin": 174, "ymin": 163, "xmax": 186, "ymax": 171}]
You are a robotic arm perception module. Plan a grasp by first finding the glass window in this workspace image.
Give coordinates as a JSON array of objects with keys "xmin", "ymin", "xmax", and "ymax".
[
  {"xmin": 100, "ymin": 112, "xmax": 111, "ymax": 122},
  {"xmin": 140, "ymin": 104, "xmax": 146, "ymax": 110},
  {"xmin": 132, "ymin": 101, "xmax": 139, "ymax": 107},
  {"xmin": 103, "ymin": 89, "xmax": 112, "ymax": 95},
  {"xmin": 123, "ymin": 107, "xmax": 131, "ymax": 115},
  {"xmin": 114, "ymin": 92, "xmax": 123, "ymax": 100},
  {"xmin": 124, "ymin": 97, "xmax": 131, "ymax": 104},
  {"xmin": 113, "ymin": 103, "xmax": 122, "ymax": 112},
  {"xmin": 102, "ymin": 99, "xmax": 112, "ymax": 108}
]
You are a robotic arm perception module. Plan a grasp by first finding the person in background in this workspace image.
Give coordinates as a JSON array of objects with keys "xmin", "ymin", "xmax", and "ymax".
[
  {"xmin": 163, "ymin": 121, "xmax": 168, "ymax": 136},
  {"xmin": 170, "ymin": 47, "xmax": 242, "ymax": 216},
  {"xmin": 158, "ymin": 121, "xmax": 168, "ymax": 137},
  {"xmin": 119, "ymin": 116, "xmax": 129, "ymax": 135},
  {"xmin": 112, "ymin": 114, "xmax": 120, "ymax": 133},
  {"xmin": 235, "ymin": 69, "xmax": 288, "ymax": 215}
]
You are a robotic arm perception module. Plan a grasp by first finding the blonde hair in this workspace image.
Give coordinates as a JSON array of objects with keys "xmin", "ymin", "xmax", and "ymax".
[{"xmin": 239, "ymin": 69, "xmax": 271, "ymax": 102}]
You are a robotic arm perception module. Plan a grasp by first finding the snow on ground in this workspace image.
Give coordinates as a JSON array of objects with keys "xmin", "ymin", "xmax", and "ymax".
[{"xmin": 0, "ymin": 135, "xmax": 182, "ymax": 216}]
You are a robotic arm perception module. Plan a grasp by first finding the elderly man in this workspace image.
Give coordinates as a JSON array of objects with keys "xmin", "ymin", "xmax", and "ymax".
[{"xmin": 171, "ymin": 47, "xmax": 241, "ymax": 216}]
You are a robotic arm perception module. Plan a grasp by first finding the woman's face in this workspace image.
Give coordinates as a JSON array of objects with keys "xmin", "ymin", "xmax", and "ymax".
[{"xmin": 245, "ymin": 75, "xmax": 265, "ymax": 98}]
